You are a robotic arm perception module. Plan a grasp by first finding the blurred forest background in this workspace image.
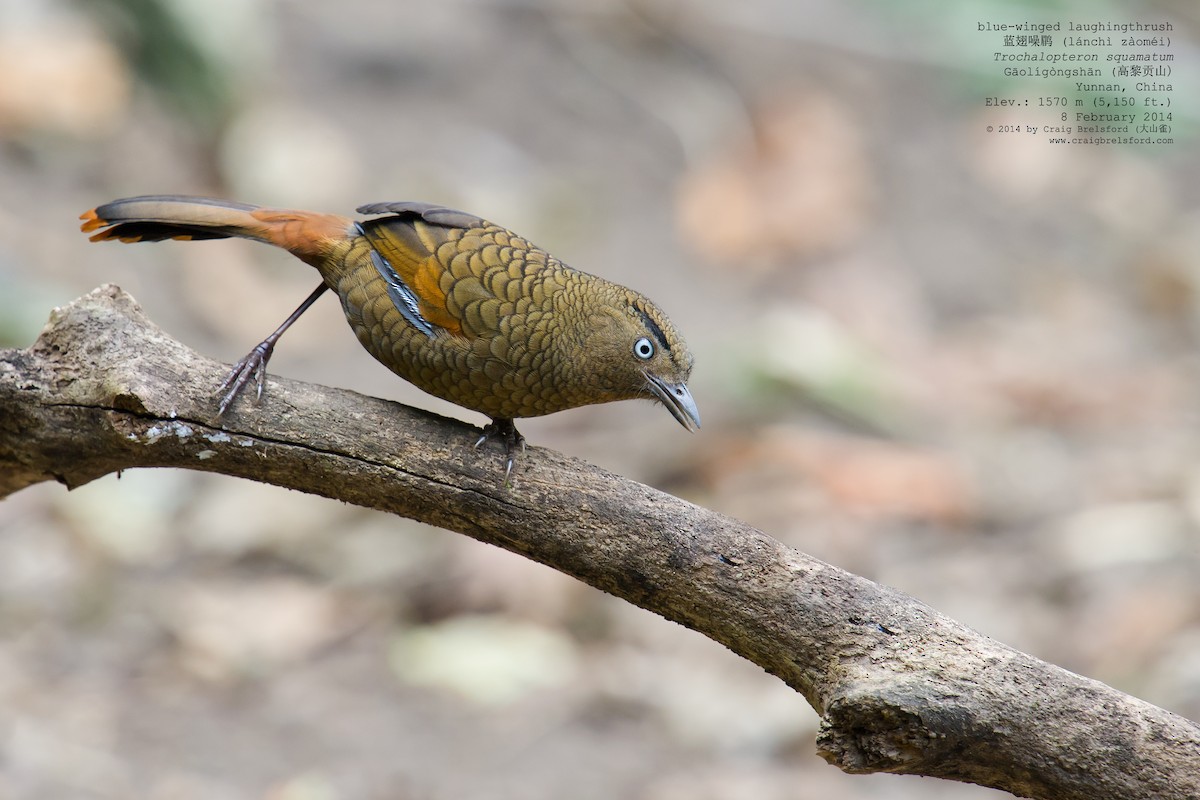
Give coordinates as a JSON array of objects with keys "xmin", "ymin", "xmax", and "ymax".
[{"xmin": 2, "ymin": 0, "xmax": 1200, "ymax": 798}]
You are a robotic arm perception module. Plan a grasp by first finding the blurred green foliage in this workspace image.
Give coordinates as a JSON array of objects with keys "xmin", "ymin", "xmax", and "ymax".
[{"xmin": 80, "ymin": 0, "xmax": 236, "ymax": 133}]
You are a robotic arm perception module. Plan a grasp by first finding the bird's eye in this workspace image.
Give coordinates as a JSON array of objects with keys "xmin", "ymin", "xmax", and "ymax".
[{"xmin": 633, "ymin": 337, "xmax": 655, "ymax": 360}]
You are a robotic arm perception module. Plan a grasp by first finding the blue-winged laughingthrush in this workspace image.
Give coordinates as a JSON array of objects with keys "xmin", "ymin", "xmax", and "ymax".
[{"xmin": 80, "ymin": 196, "xmax": 699, "ymax": 478}]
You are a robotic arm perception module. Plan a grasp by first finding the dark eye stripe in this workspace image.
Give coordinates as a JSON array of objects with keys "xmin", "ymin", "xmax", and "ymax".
[{"xmin": 633, "ymin": 303, "xmax": 670, "ymax": 352}]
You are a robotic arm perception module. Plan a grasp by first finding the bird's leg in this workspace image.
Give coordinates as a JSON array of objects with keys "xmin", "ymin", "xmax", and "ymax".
[
  {"xmin": 217, "ymin": 283, "xmax": 330, "ymax": 416},
  {"xmin": 475, "ymin": 418, "xmax": 526, "ymax": 483}
]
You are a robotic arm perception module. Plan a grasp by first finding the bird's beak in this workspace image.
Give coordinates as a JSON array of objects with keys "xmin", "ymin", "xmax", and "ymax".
[{"xmin": 645, "ymin": 373, "xmax": 701, "ymax": 432}]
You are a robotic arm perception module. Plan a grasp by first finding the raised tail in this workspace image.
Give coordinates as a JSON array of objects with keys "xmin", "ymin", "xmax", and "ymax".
[{"xmin": 80, "ymin": 195, "xmax": 355, "ymax": 267}]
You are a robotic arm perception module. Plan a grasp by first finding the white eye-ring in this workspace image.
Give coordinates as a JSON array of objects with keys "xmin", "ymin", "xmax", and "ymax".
[{"xmin": 633, "ymin": 337, "xmax": 655, "ymax": 360}]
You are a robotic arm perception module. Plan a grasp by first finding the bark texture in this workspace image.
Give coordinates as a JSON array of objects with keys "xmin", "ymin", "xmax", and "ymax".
[{"xmin": 2, "ymin": 285, "xmax": 1198, "ymax": 799}]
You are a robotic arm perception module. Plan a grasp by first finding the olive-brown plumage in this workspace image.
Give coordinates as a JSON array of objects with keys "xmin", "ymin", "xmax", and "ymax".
[{"xmin": 80, "ymin": 196, "xmax": 698, "ymax": 475}]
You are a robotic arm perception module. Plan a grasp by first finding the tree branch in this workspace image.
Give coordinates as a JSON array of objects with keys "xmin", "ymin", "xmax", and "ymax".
[{"xmin": 2, "ymin": 285, "xmax": 1197, "ymax": 799}]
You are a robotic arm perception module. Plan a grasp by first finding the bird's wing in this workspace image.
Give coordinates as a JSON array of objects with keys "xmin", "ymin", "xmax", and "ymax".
[{"xmin": 356, "ymin": 203, "xmax": 557, "ymax": 341}]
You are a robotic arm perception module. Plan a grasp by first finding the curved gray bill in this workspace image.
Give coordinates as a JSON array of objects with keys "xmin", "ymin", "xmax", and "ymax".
[{"xmin": 645, "ymin": 374, "xmax": 701, "ymax": 432}]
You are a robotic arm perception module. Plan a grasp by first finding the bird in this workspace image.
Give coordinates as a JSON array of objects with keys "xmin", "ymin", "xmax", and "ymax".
[{"xmin": 80, "ymin": 195, "xmax": 699, "ymax": 479}]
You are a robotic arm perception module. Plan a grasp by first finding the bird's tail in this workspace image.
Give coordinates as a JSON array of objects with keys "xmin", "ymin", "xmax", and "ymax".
[{"xmin": 80, "ymin": 195, "xmax": 353, "ymax": 267}]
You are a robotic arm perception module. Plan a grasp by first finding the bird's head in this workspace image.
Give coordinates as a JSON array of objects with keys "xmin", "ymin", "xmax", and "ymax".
[{"xmin": 578, "ymin": 287, "xmax": 699, "ymax": 432}]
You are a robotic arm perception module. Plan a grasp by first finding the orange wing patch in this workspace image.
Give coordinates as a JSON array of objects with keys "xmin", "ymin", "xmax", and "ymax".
[
  {"xmin": 409, "ymin": 256, "xmax": 463, "ymax": 336},
  {"xmin": 360, "ymin": 217, "xmax": 480, "ymax": 339}
]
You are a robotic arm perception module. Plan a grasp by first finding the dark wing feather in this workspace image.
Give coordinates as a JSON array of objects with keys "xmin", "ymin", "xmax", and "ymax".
[{"xmin": 355, "ymin": 202, "xmax": 484, "ymax": 230}]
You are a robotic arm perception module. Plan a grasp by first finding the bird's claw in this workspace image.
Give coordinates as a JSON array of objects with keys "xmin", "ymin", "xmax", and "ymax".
[
  {"xmin": 475, "ymin": 419, "xmax": 526, "ymax": 484},
  {"xmin": 217, "ymin": 340, "xmax": 274, "ymax": 416}
]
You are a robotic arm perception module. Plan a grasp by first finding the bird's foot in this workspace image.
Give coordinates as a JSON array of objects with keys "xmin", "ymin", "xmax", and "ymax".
[
  {"xmin": 216, "ymin": 339, "xmax": 276, "ymax": 416},
  {"xmin": 475, "ymin": 418, "xmax": 526, "ymax": 484}
]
